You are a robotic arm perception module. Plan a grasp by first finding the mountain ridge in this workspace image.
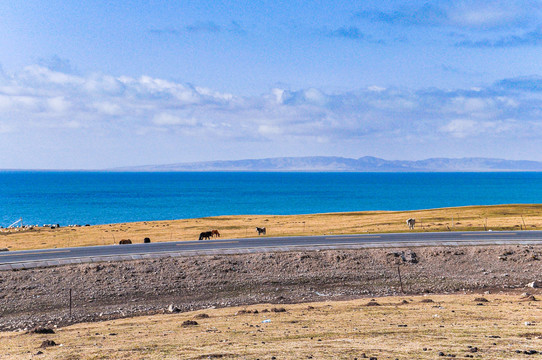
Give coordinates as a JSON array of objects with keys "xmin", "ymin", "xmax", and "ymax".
[{"xmin": 110, "ymin": 156, "xmax": 542, "ymax": 172}]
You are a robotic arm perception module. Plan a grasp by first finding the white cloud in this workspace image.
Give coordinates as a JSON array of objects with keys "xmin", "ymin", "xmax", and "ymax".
[
  {"xmin": 258, "ymin": 124, "xmax": 283, "ymax": 136},
  {"xmin": 440, "ymin": 118, "xmax": 517, "ymax": 138},
  {"xmin": 1, "ymin": 65, "xmax": 542, "ymax": 167},
  {"xmin": 47, "ymin": 96, "xmax": 71, "ymax": 114},
  {"xmin": 368, "ymin": 85, "xmax": 386, "ymax": 92},
  {"xmin": 153, "ymin": 113, "xmax": 197, "ymax": 126}
]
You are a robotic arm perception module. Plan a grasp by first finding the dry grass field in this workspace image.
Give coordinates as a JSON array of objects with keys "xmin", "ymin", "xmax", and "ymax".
[
  {"xmin": 2, "ymin": 293, "xmax": 541, "ymax": 359},
  {"xmin": 1, "ymin": 204, "xmax": 542, "ymax": 251}
]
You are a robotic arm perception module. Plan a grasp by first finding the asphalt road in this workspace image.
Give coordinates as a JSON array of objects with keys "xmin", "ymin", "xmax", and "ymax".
[{"xmin": 1, "ymin": 230, "xmax": 542, "ymax": 270}]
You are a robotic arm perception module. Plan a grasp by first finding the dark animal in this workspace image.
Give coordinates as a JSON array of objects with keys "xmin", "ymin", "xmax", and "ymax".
[
  {"xmin": 143, "ymin": 237, "xmax": 151, "ymax": 243},
  {"xmin": 211, "ymin": 229, "xmax": 220, "ymax": 237},
  {"xmin": 256, "ymin": 227, "xmax": 266, "ymax": 235},
  {"xmin": 119, "ymin": 239, "xmax": 132, "ymax": 245},
  {"xmin": 199, "ymin": 231, "xmax": 212, "ymax": 240}
]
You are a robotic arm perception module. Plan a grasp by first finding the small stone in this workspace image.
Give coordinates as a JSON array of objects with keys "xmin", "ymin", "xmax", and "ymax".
[
  {"xmin": 168, "ymin": 304, "xmax": 180, "ymax": 313},
  {"xmin": 28, "ymin": 327, "xmax": 55, "ymax": 334},
  {"xmin": 40, "ymin": 340, "xmax": 57, "ymax": 348},
  {"xmin": 181, "ymin": 320, "xmax": 198, "ymax": 326}
]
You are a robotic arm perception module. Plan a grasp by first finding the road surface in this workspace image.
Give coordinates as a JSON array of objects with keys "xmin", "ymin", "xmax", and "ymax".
[{"xmin": 1, "ymin": 230, "xmax": 541, "ymax": 270}]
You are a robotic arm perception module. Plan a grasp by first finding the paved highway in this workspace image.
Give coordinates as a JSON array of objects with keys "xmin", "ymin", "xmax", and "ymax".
[{"xmin": 1, "ymin": 231, "xmax": 542, "ymax": 270}]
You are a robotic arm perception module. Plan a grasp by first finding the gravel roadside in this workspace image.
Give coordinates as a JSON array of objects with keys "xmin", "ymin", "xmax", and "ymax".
[{"xmin": 1, "ymin": 244, "xmax": 541, "ymax": 331}]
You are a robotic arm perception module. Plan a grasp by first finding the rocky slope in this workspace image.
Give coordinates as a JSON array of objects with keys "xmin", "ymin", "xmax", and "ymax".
[{"xmin": 1, "ymin": 244, "xmax": 541, "ymax": 331}]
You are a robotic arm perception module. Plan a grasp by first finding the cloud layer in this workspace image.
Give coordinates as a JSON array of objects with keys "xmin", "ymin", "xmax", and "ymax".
[
  {"xmin": 1, "ymin": 64, "xmax": 542, "ymax": 168},
  {"xmin": 353, "ymin": 1, "xmax": 542, "ymax": 48}
]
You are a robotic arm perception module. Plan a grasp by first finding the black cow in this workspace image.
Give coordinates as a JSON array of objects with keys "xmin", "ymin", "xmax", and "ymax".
[
  {"xmin": 256, "ymin": 227, "xmax": 266, "ymax": 235},
  {"xmin": 199, "ymin": 231, "xmax": 212, "ymax": 240}
]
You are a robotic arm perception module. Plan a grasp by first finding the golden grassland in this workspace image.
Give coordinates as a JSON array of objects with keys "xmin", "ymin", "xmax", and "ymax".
[
  {"xmin": 2, "ymin": 293, "xmax": 541, "ymax": 359},
  {"xmin": 2, "ymin": 204, "xmax": 542, "ymax": 251}
]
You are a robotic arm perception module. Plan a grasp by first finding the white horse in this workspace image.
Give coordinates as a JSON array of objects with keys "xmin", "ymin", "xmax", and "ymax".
[{"xmin": 406, "ymin": 218, "xmax": 416, "ymax": 230}]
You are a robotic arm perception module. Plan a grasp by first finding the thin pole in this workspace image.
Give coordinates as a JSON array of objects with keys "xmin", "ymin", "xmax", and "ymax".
[
  {"xmin": 69, "ymin": 289, "xmax": 72, "ymax": 318},
  {"xmin": 397, "ymin": 264, "xmax": 404, "ymax": 293}
]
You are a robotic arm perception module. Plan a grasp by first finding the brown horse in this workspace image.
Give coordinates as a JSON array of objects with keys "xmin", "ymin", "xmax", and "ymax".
[
  {"xmin": 119, "ymin": 239, "xmax": 132, "ymax": 245},
  {"xmin": 211, "ymin": 229, "xmax": 220, "ymax": 237}
]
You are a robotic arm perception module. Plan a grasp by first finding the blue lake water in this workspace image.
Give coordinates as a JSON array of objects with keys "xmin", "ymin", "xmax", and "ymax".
[{"xmin": 1, "ymin": 171, "xmax": 542, "ymax": 226}]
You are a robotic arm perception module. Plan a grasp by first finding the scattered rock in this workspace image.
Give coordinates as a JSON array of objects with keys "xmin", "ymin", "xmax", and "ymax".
[
  {"xmin": 365, "ymin": 301, "xmax": 380, "ymax": 307},
  {"xmin": 167, "ymin": 304, "xmax": 180, "ymax": 313},
  {"xmin": 40, "ymin": 340, "xmax": 57, "ymax": 348},
  {"xmin": 420, "ymin": 299, "xmax": 434, "ymax": 303},
  {"xmin": 526, "ymin": 281, "xmax": 541, "ymax": 288},
  {"xmin": 194, "ymin": 313, "xmax": 210, "ymax": 319},
  {"xmin": 28, "ymin": 327, "xmax": 55, "ymax": 334},
  {"xmin": 271, "ymin": 307, "xmax": 286, "ymax": 313},
  {"xmin": 473, "ymin": 297, "xmax": 489, "ymax": 302},
  {"xmin": 182, "ymin": 320, "xmax": 198, "ymax": 327}
]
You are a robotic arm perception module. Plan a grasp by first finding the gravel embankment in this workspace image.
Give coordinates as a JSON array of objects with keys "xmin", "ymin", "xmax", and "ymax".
[{"xmin": 1, "ymin": 244, "xmax": 541, "ymax": 331}]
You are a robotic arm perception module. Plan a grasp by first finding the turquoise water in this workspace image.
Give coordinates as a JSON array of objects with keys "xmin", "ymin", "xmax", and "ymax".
[{"xmin": 1, "ymin": 171, "xmax": 542, "ymax": 226}]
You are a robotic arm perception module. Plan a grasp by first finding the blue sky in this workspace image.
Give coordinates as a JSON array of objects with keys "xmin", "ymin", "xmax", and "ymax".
[{"xmin": 1, "ymin": 0, "xmax": 542, "ymax": 169}]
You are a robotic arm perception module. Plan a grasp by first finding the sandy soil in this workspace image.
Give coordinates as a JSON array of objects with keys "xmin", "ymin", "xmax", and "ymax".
[{"xmin": 1, "ymin": 244, "xmax": 541, "ymax": 332}]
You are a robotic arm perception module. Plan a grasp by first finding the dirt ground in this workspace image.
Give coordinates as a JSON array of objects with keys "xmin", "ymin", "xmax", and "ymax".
[
  {"xmin": 3, "ymin": 293, "xmax": 542, "ymax": 360},
  {"xmin": 1, "ymin": 244, "xmax": 541, "ymax": 333}
]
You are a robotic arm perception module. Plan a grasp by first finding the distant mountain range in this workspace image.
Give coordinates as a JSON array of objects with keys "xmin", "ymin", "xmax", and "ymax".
[{"xmin": 110, "ymin": 156, "xmax": 542, "ymax": 172}]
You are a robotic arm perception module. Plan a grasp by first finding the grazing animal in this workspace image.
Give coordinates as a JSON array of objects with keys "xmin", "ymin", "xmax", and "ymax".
[
  {"xmin": 143, "ymin": 237, "xmax": 151, "ymax": 243},
  {"xmin": 211, "ymin": 229, "xmax": 220, "ymax": 237},
  {"xmin": 406, "ymin": 218, "xmax": 416, "ymax": 230},
  {"xmin": 256, "ymin": 227, "xmax": 266, "ymax": 235},
  {"xmin": 119, "ymin": 239, "xmax": 132, "ymax": 245},
  {"xmin": 199, "ymin": 231, "xmax": 212, "ymax": 240}
]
